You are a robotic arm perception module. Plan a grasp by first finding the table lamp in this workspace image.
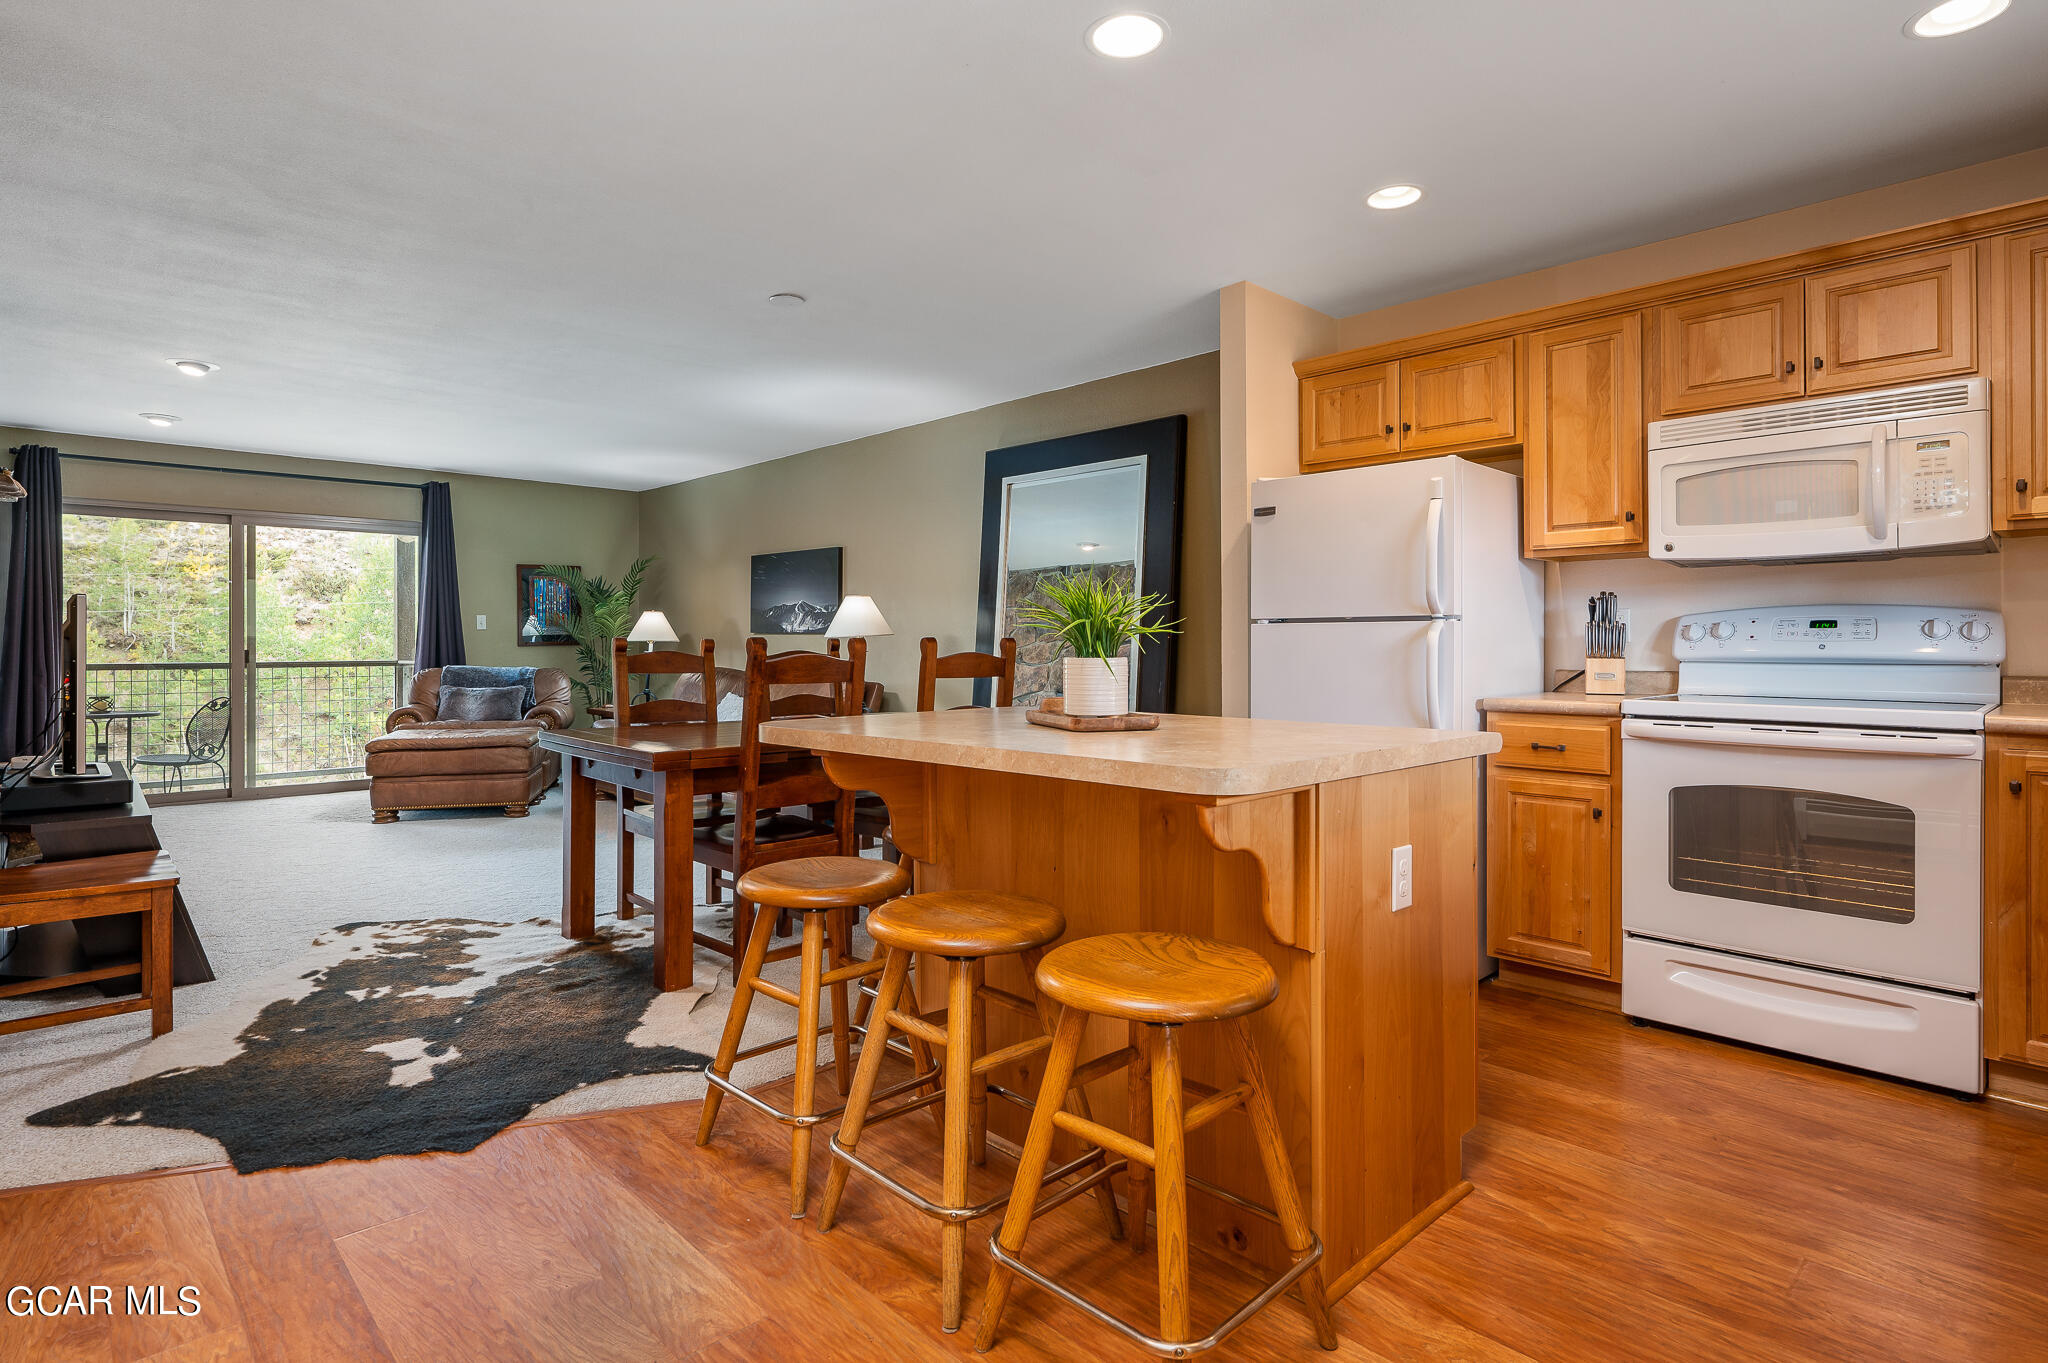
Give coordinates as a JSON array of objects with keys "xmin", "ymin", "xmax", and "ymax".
[
  {"xmin": 627, "ymin": 610, "xmax": 680, "ymax": 702},
  {"xmin": 629, "ymin": 610, "xmax": 679, "ymax": 648},
  {"xmin": 824, "ymin": 595, "xmax": 892, "ymax": 641}
]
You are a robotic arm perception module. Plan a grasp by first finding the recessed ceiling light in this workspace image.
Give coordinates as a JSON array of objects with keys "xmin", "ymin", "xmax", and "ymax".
[
  {"xmin": 1087, "ymin": 13, "xmax": 1166, "ymax": 58},
  {"xmin": 1367, "ymin": 184, "xmax": 1425, "ymax": 210},
  {"xmin": 139, "ymin": 413, "xmax": 180, "ymax": 427},
  {"xmin": 170, "ymin": 359, "xmax": 217, "ymax": 377},
  {"xmin": 1077, "ymin": 542, "xmax": 1101, "ymax": 552},
  {"xmin": 1905, "ymin": 0, "xmax": 2009, "ymax": 36},
  {"xmin": 767, "ymin": 292, "xmax": 807, "ymax": 308}
]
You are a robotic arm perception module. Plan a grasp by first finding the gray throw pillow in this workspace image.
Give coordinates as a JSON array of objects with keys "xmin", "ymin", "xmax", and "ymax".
[{"xmin": 438, "ymin": 685, "xmax": 525, "ymax": 722}]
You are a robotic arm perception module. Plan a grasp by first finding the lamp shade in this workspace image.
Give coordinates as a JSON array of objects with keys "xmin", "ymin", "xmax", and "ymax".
[
  {"xmin": 628, "ymin": 610, "xmax": 680, "ymax": 643},
  {"xmin": 824, "ymin": 594, "xmax": 892, "ymax": 639}
]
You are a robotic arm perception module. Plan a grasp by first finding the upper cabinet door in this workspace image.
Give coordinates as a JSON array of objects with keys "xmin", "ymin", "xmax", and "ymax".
[
  {"xmin": 1806, "ymin": 245, "xmax": 1975, "ymax": 394},
  {"xmin": 1650, "ymin": 281, "xmax": 1805, "ymax": 417},
  {"xmin": 1301, "ymin": 362, "xmax": 1400, "ymax": 467},
  {"xmin": 2004, "ymin": 229, "xmax": 2048, "ymax": 530},
  {"xmin": 1525, "ymin": 313, "xmax": 1646, "ymax": 555},
  {"xmin": 1398, "ymin": 337, "xmax": 1518, "ymax": 452}
]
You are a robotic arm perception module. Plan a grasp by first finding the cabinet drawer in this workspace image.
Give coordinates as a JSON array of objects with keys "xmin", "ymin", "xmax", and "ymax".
[{"xmin": 1487, "ymin": 715, "xmax": 1614, "ymax": 775}]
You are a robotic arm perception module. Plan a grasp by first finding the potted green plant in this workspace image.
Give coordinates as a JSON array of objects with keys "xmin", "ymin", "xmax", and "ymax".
[
  {"xmin": 542, "ymin": 557, "xmax": 655, "ymax": 711},
  {"xmin": 1013, "ymin": 571, "xmax": 1179, "ymax": 717}
]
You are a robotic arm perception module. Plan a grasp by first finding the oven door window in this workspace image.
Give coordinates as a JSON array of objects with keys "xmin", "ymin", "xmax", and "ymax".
[{"xmin": 1669, "ymin": 786, "xmax": 1914, "ymax": 924}]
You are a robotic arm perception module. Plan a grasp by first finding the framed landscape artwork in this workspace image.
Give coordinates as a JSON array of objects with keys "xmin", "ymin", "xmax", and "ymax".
[
  {"xmin": 516, "ymin": 564, "xmax": 577, "ymax": 647},
  {"xmin": 749, "ymin": 547, "xmax": 843, "ymax": 634}
]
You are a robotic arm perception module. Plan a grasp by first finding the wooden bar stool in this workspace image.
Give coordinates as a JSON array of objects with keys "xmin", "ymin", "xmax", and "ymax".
[
  {"xmin": 975, "ymin": 932, "xmax": 1338, "ymax": 1358},
  {"xmin": 818, "ymin": 891, "xmax": 1123, "ymax": 1333},
  {"xmin": 697, "ymin": 855, "xmax": 927, "ymax": 1219}
]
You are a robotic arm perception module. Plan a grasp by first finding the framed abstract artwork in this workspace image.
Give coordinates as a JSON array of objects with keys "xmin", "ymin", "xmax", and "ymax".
[{"xmin": 516, "ymin": 564, "xmax": 577, "ymax": 647}]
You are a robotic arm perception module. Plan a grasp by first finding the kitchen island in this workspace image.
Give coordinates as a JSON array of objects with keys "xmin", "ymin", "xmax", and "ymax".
[{"xmin": 759, "ymin": 707, "xmax": 1497, "ymax": 1303}]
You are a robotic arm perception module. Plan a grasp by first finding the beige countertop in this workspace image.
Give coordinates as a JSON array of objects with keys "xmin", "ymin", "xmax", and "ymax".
[
  {"xmin": 1478, "ymin": 693, "xmax": 1628, "ymax": 717},
  {"xmin": 761, "ymin": 707, "xmax": 1499, "ymax": 797},
  {"xmin": 1988, "ymin": 704, "xmax": 2048, "ymax": 736}
]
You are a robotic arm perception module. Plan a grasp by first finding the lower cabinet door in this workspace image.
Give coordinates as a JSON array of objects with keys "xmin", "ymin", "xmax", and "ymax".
[{"xmin": 1487, "ymin": 767, "xmax": 1615, "ymax": 978}]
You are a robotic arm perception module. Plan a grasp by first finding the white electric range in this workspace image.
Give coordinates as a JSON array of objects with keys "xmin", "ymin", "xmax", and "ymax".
[{"xmin": 1619, "ymin": 604, "xmax": 2000, "ymax": 1094}]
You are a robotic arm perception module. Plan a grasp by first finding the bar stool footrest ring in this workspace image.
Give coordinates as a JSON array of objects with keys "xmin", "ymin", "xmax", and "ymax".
[{"xmin": 987, "ymin": 1226, "xmax": 1325, "ymax": 1360}]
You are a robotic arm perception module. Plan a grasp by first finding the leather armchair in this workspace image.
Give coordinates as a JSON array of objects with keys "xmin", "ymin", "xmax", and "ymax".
[{"xmin": 386, "ymin": 667, "xmax": 575, "ymax": 732}]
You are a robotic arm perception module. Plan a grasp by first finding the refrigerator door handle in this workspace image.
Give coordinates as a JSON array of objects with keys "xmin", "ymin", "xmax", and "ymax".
[
  {"xmin": 1424, "ymin": 485, "xmax": 1446, "ymax": 615},
  {"xmin": 1425, "ymin": 619, "xmax": 1445, "ymax": 729}
]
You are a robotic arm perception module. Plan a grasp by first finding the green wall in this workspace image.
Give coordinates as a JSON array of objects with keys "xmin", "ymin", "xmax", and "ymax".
[
  {"xmin": 634, "ymin": 353, "xmax": 1223, "ymax": 714},
  {"xmin": 0, "ymin": 426, "xmax": 641, "ymax": 681}
]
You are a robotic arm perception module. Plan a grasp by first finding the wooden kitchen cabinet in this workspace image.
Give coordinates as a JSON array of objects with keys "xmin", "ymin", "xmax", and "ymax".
[
  {"xmin": 1485, "ymin": 713, "xmax": 1621, "ymax": 984},
  {"xmin": 1300, "ymin": 361, "xmax": 1399, "ymax": 466},
  {"xmin": 1986, "ymin": 736, "xmax": 2048, "ymax": 1074},
  {"xmin": 1805, "ymin": 245, "xmax": 1975, "ymax": 394},
  {"xmin": 1524, "ymin": 313, "xmax": 1646, "ymax": 556},
  {"xmin": 2001, "ymin": 229, "xmax": 2048, "ymax": 530},
  {"xmin": 1399, "ymin": 336, "xmax": 1518, "ymax": 452},
  {"xmin": 1650, "ymin": 280, "xmax": 1805, "ymax": 417}
]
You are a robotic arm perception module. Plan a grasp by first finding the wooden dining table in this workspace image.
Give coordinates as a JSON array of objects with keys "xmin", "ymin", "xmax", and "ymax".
[{"xmin": 537, "ymin": 722, "xmax": 804, "ymax": 991}]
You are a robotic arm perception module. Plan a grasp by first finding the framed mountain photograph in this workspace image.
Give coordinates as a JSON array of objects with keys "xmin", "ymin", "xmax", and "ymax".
[{"xmin": 749, "ymin": 547, "xmax": 843, "ymax": 634}]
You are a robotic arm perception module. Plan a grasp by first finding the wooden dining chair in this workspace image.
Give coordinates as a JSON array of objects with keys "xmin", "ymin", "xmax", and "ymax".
[
  {"xmin": 915, "ymin": 635, "xmax": 1017, "ymax": 711},
  {"xmin": 692, "ymin": 638, "xmax": 866, "ymax": 968},
  {"xmin": 851, "ymin": 637, "xmax": 1020, "ymax": 859},
  {"xmin": 611, "ymin": 636, "xmax": 718, "ymax": 924}
]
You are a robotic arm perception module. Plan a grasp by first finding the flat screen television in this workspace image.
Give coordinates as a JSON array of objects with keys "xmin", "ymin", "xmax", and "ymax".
[{"xmin": 53, "ymin": 591, "xmax": 88, "ymax": 776}]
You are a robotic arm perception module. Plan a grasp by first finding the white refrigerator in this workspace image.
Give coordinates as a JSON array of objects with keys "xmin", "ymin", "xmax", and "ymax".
[{"xmin": 1251, "ymin": 456, "xmax": 1544, "ymax": 974}]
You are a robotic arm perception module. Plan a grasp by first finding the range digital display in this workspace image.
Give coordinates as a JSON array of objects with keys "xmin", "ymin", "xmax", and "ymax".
[{"xmin": 1808, "ymin": 620, "xmax": 1838, "ymax": 630}]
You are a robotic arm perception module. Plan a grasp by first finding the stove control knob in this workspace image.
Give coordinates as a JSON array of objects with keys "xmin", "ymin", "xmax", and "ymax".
[
  {"xmin": 1678, "ymin": 622, "xmax": 1705, "ymax": 643},
  {"xmin": 1961, "ymin": 619, "xmax": 1994, "ymax": 643},
  {"xmin": 1921, "ymin": 618, "xmax": 1953, "ymax": 640},
  {"xmin": 1709, "ymin": 620, "xmax": 1736, "ymax": 641}
]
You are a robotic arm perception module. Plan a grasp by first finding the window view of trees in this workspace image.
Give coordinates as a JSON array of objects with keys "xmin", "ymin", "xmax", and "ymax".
[{"xmin": 61, "ymin": 513, "xmax": 419, "ymax": 792}]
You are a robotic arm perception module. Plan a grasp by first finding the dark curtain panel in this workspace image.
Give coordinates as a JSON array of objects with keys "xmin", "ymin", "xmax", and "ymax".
[
  {"xmin": 0, "ymin": 446, "xmax": 64, "ymax": 760},
  {"xmin": 414, "ymin": 480, "xmax": 466, "ymax": 671}
]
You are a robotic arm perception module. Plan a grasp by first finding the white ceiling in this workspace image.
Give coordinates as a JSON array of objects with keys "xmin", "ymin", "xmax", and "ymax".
[{"xmin": 4, "ymin": 2, "xmax": 2046, "ymax": 491}]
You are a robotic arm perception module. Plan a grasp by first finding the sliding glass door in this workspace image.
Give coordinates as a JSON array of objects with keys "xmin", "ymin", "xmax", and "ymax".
[
  {"xmin": 61, "ymin": 509, "xmax": 235, "ymax": 795},
  {"xmin": 61, "ymin": 504, "xmax": 419, "ymax": 801},
  {"xmin": 246, "ymin": 519, "xmax": 418, "ymax": 790}
]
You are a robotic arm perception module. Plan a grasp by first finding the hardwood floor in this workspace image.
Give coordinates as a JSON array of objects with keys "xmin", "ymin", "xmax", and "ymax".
[{"xmin": 4, "ymin": 986, "xmax": 2046, "ymax": 1363}]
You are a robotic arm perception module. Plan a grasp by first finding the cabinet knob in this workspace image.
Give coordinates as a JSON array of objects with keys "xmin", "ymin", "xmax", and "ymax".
[
  {"xmin": 1813, "ymin": 356, "xmax": 1824, "ymax": 370},
  {"xmin": 2020, "ymin": 477, "xmax": 2031, "ymax": 495},
  {"xmin": 1402, "ymin": 422, "xmax": 1412, "ymax": 433},
  {"xmin": 1624, "ymin": 511, "xmax": 1636, "ymax": 522},
  {"xmin": 2013, "ymin": 780, "xmax": 2025, "ymax": 796},
  {"xmin": 1384, "ymin": 424, "xmax": 1393, "ymax": 435},
  {"xmin": 1592, "ymin": 807, "xmax": 1604, "ymax": 821},
  {"xmin": 1784, "ymin": 360, "xmax": 1796, "ymax": 374}
]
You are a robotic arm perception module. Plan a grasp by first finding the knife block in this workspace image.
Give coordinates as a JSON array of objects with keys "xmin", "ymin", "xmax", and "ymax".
[{"xmin": 1584, "ymin": 657, "xmax": 1627, "ymax": 695}]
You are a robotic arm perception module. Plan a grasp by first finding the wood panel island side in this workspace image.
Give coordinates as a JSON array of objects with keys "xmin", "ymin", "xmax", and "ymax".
[{"xmin": 759, "ymin": 707, "xmax": 1498, "ymax": 1303}]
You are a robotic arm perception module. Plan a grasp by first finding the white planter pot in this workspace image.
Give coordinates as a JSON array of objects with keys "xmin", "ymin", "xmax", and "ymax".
[{"xmin": 1062, "ymin": 655, "xmax": 1129, "ymax": 717}]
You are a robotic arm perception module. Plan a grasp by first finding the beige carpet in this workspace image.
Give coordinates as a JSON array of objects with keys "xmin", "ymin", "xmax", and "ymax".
[{"xmin": 0, "ymin": 788, "xmax": 861, "ymax": 1190}]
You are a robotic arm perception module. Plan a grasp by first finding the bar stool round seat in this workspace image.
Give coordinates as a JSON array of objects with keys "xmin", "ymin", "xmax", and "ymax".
[
  {"xmin": 735, "ymin": 856, "xmax": 910, "ymax": 912},
  {"xmin": 1034, "ymin": 930, "xmax": 1278, "ymax": 1024},
  {"xmin": 866, "ymin": 891, "xmax": 1065, "ymax": 958}
]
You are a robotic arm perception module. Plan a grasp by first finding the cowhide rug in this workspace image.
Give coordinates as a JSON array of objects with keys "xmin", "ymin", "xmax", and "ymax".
[{"xmin": 20, "ymin": 915, "xmax": 819, "ymax": 1178}]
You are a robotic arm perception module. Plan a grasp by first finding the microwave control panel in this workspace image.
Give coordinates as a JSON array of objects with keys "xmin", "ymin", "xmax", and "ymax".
[
  {"xmin": 1672, "ymin": 604, "xmax": 2004, "ymax": 663},
  {"xmin": 1901, "ymin": 436, "xmax": 1970, "ymax": 518}
]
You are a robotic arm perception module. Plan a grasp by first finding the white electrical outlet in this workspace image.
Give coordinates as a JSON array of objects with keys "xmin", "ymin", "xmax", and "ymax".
[
  {"xmin": 1392, "ymin": 844, "xmax": 1413, "ymax": 911},
  {"xmin": 476, "ymin": 614, "xmax": 487, "ymax": 630}
]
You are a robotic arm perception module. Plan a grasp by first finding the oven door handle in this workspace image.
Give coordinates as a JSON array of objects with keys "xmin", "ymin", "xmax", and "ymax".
[{"xmin": 1621, "ymin": 719, "xmax": 1981, "ymax": 758}]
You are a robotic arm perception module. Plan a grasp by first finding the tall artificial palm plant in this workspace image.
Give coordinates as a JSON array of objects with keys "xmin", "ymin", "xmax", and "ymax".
[{"xmin": 543, "ymin": 557, "xmax": 654, "ymax": 709}]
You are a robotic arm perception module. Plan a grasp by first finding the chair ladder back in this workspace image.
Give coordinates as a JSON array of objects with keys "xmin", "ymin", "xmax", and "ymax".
[
  {"xmin": 736, "ymin": 637, "xmax": 864, "ymax": 863},
  {"xmin": 916, "ymin": 636, "xmax": 1017, "ymax": 711},
  {"xmin": 613, "ymin": 637, "xmax": 718, "ymax": 729}
]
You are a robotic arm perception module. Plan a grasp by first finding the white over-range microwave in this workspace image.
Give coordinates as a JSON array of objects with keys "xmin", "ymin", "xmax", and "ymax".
[{"xmin": 1646, "ymin": 378, "xmax": 1992, "ymax": 564}]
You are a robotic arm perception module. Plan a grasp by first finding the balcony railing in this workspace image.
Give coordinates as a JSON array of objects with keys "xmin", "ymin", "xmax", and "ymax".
[{"xmin": 82, "ymin": 660, "xmax": 414, "ymax": 794}]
